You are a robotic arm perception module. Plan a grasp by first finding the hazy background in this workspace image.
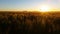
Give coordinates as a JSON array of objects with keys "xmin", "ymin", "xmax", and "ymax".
[{"xmin": 0, "ymin": 0, "xmax": 60, "ymax": 11}]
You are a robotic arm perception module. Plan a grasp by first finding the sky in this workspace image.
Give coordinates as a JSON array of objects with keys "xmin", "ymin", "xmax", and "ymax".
[{"xmin": 0, "ymin": 0, "xmax": 60, "ymax": 11}]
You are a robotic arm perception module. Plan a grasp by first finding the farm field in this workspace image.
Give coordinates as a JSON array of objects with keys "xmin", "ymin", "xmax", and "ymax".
[{"xmin": 0, "ymin": 11, "xmax": 60, "ymax": 34}]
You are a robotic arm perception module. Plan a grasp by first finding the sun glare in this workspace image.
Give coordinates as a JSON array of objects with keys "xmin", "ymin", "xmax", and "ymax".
[{"xmin": 40, "ymin": 5, "xmax": 50, "ymax": 12}]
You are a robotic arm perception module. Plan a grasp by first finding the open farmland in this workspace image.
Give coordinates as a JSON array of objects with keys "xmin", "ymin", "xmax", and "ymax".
[{"xmin": 0, "ymin": 11, "xmax": 60, "ymax": 34}]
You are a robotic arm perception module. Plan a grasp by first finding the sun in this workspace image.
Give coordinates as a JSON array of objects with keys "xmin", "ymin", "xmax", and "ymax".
[{"xmin": 40, "ymin": 5, "xmax": 50, "ymax": 12}]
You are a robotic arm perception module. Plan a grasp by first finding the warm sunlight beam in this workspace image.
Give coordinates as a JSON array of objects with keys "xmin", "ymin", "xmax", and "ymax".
[{"xmin": 40, "ymin": 5, "xmax": 50, "ymax": 12}]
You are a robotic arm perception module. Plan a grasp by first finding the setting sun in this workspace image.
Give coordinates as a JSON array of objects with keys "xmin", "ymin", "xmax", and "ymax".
[{"xmin": 40, "ymin": 5, "xmax": 50, "ymax": 12}]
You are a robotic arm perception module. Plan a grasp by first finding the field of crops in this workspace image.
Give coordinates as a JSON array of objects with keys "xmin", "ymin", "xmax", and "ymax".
[{"xmin": 0, "ymin": 11, "xmax": 60, "ymax": 34}]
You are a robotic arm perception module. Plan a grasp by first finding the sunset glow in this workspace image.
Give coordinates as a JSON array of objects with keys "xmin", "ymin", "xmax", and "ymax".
[
  {"xmin": 0, "ymin": 0, "xmax": 60, "ymax": 11},
  {"xmin": 40, "ymin": 5, "xmax": 51, "ymax": 12}
]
